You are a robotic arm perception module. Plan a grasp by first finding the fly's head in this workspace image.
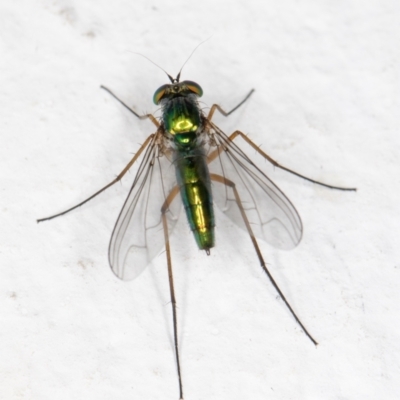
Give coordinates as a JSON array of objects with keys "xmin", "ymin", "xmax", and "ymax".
[{"xmin": 153, "ymin": 77, "xmax": 203, "ymax": 106}]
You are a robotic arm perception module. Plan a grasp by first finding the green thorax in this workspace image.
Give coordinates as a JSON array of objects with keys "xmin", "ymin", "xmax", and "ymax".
[
  {"xmin": 162, "ymin": 95, "xmax": 202, "ymax": 149},
  {"xmin": 153, "ymin": 79, "xmax": 203, "ymax": 149}
]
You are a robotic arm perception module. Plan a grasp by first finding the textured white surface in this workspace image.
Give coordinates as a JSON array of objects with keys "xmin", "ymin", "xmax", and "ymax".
[{"xmin": 1, "ymin": 1, "xmax": 400, "ymax": 399}]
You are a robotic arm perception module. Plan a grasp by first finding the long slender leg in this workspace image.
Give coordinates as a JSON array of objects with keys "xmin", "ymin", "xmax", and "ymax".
[
  {"xmin": 207, "ymin": 89, "xmax": 255, "ymax": 121},
  {"xmin": 37, "ymin": 134, "xmax": 155, "ymax": 222},
  {"xmin": 210, "ymin": 172, "xmax": 318, "ymax": 346},
  {"xmin": 161, "ymin": 187, "xmax": 184, "ymax": 400},
  {"xmin": 101, "ymin": 85, "xmax": 160, "ymax": 127},
  {"xmin": 207, "ymin": 129, "xmax": 356, "ymax": 191}
]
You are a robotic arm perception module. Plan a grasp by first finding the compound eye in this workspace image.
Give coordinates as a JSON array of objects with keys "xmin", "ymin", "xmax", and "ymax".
[
  {"xmin": 153, "ymin": 84, "xmax": 170, "ymax": 105},
  {"xmin": 182, "ymin": 81, "xmax": 203, "ymax": 97}
]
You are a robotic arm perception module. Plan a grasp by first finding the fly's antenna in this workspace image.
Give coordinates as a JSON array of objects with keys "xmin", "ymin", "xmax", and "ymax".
[
  {"xmin": 130, "ymin": 38, "xmax": 211, "ymax": 84},
  {"xmin": 175, "ymin": 37, "xmax": 212, "ymax": 82},
  {"xmin": 129, "ymin": 52, "xmax": 175, "ymax": 83}
]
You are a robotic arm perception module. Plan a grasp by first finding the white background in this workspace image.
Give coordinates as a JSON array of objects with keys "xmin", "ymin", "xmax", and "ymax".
[{"xmin": 1, "ymin": 1, "xmax": 400, "ymax": 399}]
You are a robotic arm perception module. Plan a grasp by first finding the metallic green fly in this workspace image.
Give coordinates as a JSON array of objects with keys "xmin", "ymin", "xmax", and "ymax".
[{"xmin": 38, "ymin": 64, "xmax": 356, "ymax": 399}]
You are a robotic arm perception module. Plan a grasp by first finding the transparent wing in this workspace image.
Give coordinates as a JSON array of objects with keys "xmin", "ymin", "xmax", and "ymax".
[
  {"xmin": 208, "ymin": 123, "xmax": 302, "ymax": 250},
  {"xmin": 109, "ymin": 132, "xmax": 181, "ymax": 280}
]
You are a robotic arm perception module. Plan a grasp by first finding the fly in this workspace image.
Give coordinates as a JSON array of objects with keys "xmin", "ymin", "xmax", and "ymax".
[{"xmin": 38, "ymin": 60, "xmax": 356, "ymax": 399}]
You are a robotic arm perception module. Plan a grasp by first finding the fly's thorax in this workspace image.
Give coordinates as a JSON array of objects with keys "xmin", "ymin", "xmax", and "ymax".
[
  {"xmin": 153, "ymin": 79, "xmax": 204, "ymax": 149},
  {"xmin": 161, "ymin": 95, "xmax": 203, "ymax": 149}
]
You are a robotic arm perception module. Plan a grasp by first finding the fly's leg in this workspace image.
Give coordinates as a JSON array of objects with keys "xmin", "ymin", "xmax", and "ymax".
[
  {"xmin": 207, "ymin": 89, "xmax": 255, "ymax": 121},
  {"xmin": 37, "ymin": 134, "xmax": 156, "ymax": 222},
  {"xmin": 210, "ymin": 172, "xmax": 318, "ymax": 346},
  {"xmin": 38, "ymin": 84, "xmax": 161, "ymax": 223},
  {"xmin": 208, "ymin": 129, "xmax": 356, "ymax": 191},
  {"xmin": 100, "ymin": 85, "xmax": 160, "ymax": 127},
  {"xmin": 161, "ymin": 185, "xmax": 184, "ymax": 400}
]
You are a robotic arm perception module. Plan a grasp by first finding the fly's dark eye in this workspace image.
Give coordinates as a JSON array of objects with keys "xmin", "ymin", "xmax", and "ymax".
[
  {"xmin": 153, "ymin": 84, "xmax": 170, "ymax": 105},
  {"xmin": 182, "ymin": 81, "xmax": 203, "ymax": 97}
]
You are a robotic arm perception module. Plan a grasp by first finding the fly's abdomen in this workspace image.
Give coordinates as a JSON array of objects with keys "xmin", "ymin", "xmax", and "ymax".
[{"xmin": 175, "ymin": 150, "xmax": 215, "ymax": 252}]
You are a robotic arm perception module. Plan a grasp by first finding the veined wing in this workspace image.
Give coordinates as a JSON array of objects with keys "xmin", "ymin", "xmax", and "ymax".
[
  {"xmin": 208, "ymin": 122, "xmax": 302, "ymax": 250},
  {"xmin": 109, "ymin": 132, "xmax": 180, "ymax": 280}
]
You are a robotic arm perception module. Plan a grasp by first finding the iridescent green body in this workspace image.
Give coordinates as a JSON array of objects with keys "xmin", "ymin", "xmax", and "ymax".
[
  {"xmin": 157, "ymin": 82, "xmax": 215, "ymax": 251},
  {"xmin": 174, "ymin": 145, "xmax": 214, "ymax": 251}
]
